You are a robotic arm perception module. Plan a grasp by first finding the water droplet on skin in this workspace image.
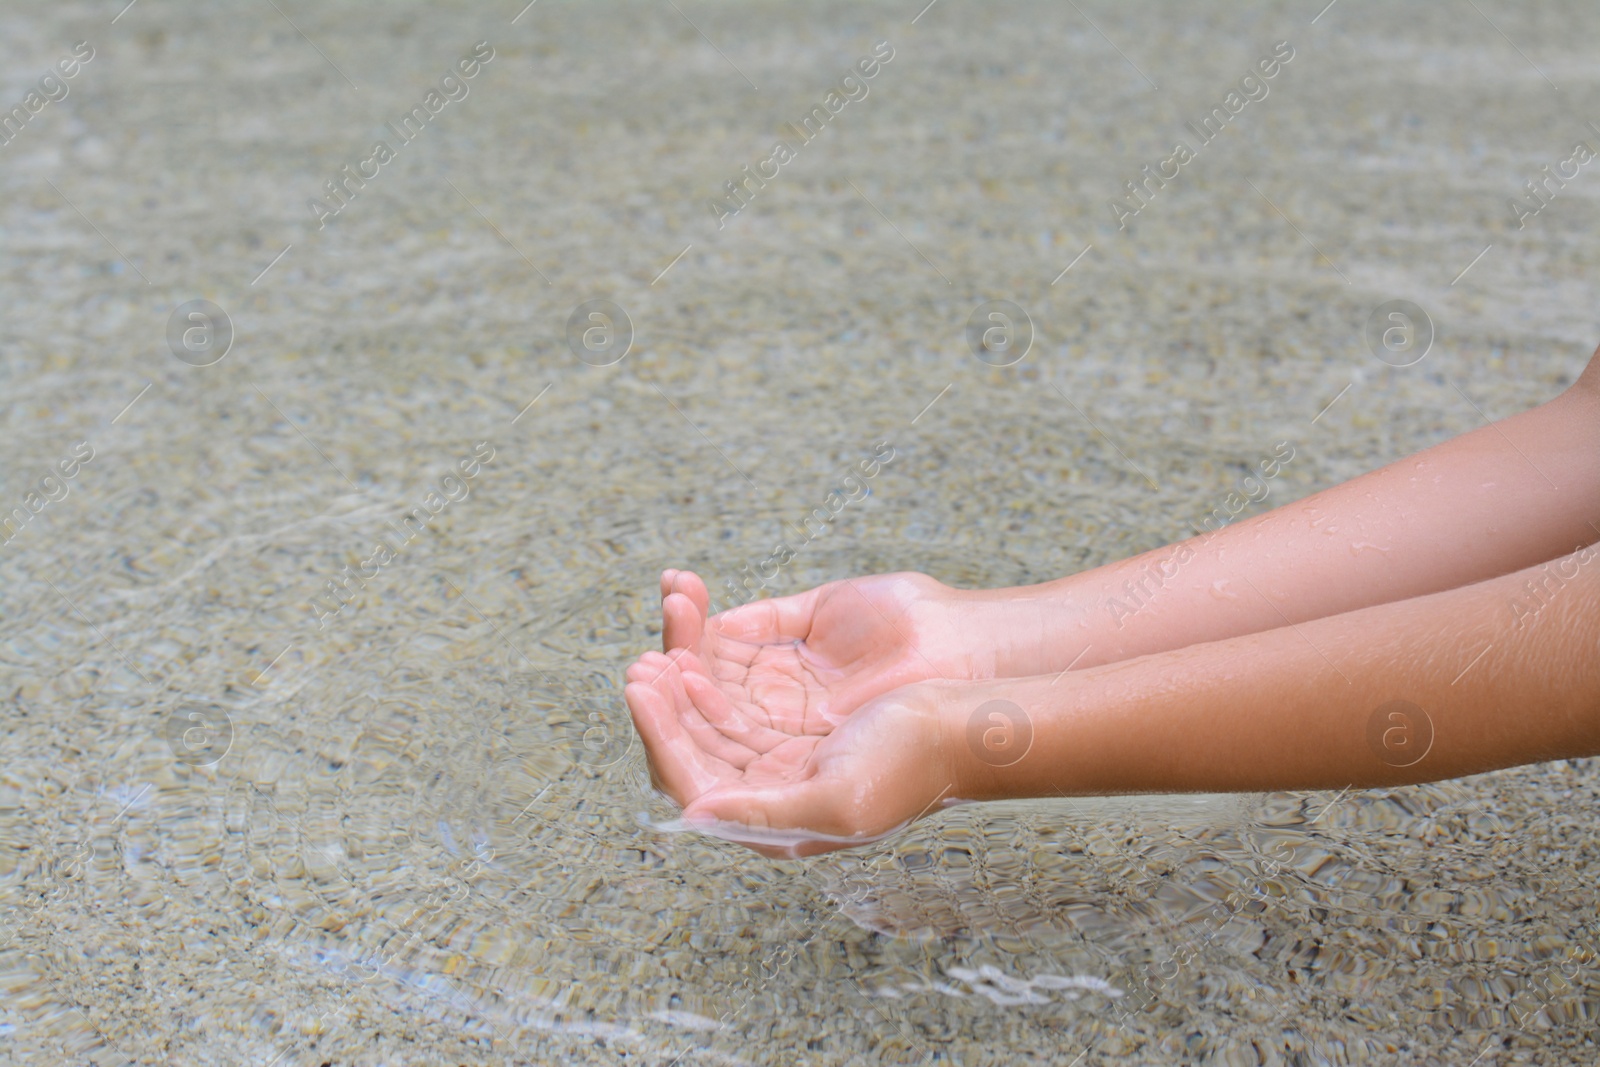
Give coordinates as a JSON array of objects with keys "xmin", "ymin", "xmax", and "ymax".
[
  {"xmin": 1210, "ymin": 580, "xmax": 1240, "ymax": 600},
  {"xmin": 1349, "ymin": 541, "xmax": 1390, "ymax": 555}
]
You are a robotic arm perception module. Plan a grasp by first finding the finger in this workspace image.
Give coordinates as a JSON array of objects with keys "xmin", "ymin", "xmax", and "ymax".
[
  {"xmin": 681, "ymin": 665, "xmax": 802, "ymax": 775},
  {"xmin": 660, "ymin": 646, "xmax": 714, "ymax": 680},
  {"xmin": 674, "ymin": 698, "xmax": 760, "ymax": 769},
  {"xmin": 623, "ymin": 681, "xmax": 696, "ymax": 805},
  {"xmin": 659, "ymin": 569, "xmax": 679, "ymax": 600},
  {"xmin": 626, "ymin": 649, "xmax": 685, "ymax": 687},
  {"xmin": 638, "ymin": 650, "xmax": 697, "ymax": 708},
  {"xmin": 662, "ymin": 591, "xmax": 705, "ymax": 654},
  {"xmin": 636, "ymin": 648, "xmax": 725, "ymax": 701},
  {"xmin": 681, "ymin": 670, "xmax": 792, "ymax": 753},
  {"xmin": 669, "ymin": 646, "xmax": 766, "ymax": 709},
  {"xmin": 625, "ymin": 661, "xmax": 655, "ymax": 686},
  {"xmin": 668, "ymin": 668, "xmax": 770, "ymax": 768},
  {"xmin": 709, "ymin": 586, "xmax": 822, "ymax": 644},
  {"xmin": 625, "ymin": 653, "xmax": 668, "ymax": 686},
  {"xmin": 669, "ymin": 569, "xmax": 713, "ymax": 622},
  {"xmin": 640, "ymin": 646, "xmax": 732, "ymax": 729},
  {"xmin": 623, "ymin": 681, "xmax": 727, "ymax": 805}
]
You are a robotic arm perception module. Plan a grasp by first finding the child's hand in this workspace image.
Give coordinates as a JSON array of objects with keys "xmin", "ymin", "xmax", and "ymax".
[
  {"xmin": 624, "ymin": 649, "xmax": 954, "ymax": 857},
  {"xmin": 652, "ymin": 568, "xmax": 975, "ymax": 729}
]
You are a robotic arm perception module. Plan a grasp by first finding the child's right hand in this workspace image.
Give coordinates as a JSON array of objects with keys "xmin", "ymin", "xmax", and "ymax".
[{"xmin": 623, "ymin": 644, "xmax": 957, "ymax": 857}]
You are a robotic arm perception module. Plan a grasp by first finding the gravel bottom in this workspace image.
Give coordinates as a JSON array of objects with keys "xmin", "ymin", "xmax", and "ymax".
[{"xmin": 1, "ymin": 1, "xmax": 1597, "ymax": 1064}]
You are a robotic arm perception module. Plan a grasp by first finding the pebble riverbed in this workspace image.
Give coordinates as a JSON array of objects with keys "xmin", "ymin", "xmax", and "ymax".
[{"xmin": 1, "ymin": 1, "xmax": 1598, "ymax": 1064}]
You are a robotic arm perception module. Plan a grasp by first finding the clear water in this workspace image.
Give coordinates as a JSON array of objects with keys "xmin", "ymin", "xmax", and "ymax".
[{"xmin": 2, "ymin": 2, "xmax": 1597, "ymax": 1064}]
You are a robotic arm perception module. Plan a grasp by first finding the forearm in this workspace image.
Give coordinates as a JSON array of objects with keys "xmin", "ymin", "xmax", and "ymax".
[
  {"xmin": 970, "ymin": 377, "xmax": 1600, "ymax": 675},
  {"xmin": 951, "ymin": 544, "xmax": 1600, "ymax": 800}
]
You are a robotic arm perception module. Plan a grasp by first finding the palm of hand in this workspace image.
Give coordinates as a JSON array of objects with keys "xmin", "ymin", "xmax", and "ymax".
[
  {"xmin": 622, "ymin": 570, "xmax": 962, "ymax": 854},
  {"xmin": 625, "ymin": 646, "xmax": 946, "ymax": 857}
]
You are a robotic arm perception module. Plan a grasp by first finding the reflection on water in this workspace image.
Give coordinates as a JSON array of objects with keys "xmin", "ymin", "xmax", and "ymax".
[{"xmin": 3, "ymin": 0, "xmax": 1599, "ymax": 1063}]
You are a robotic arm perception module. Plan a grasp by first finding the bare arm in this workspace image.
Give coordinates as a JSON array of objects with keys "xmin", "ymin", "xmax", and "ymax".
[
  {"xmin": 969, "ymin": 348, "xmax": 1600, "ymax": 676},
  {"xmin": 639, "ymin": 546, "xmax": 1600, "ymax": 856},
  {"xmin": 951, "ymin": 544, "xmax": 1600, "ymax": 800}
]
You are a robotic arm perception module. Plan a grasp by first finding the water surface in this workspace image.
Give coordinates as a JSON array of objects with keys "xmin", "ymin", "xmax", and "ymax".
[{"xmin": 1, "ymin": 1, "xmax": 1597, "ymax": 1063}]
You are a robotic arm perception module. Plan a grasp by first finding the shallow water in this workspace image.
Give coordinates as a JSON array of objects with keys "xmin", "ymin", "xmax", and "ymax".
[{"xmin": 2, "ymin": 1, "xmax": 1598, "ymax": 1064}]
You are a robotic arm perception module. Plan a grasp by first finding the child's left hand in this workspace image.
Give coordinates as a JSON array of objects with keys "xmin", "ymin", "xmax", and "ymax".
[{"xmin": 624, "ymin": 650, "xmax": 956, "ymax": 857}]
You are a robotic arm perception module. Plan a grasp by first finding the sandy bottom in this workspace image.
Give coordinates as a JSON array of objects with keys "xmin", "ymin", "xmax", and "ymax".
[{"xmin": 1, "ymin": 1, "xmax": 1597, "ymax": 1064}]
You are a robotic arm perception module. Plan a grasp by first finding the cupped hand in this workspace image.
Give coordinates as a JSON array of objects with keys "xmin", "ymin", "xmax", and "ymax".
[
  {"xmin": 649, "ymin": 568, "xmax": 977, "ymax": 733},
  {"xmin": 624, "ymin": 649, "xmax": 957, "ymax": 857}
]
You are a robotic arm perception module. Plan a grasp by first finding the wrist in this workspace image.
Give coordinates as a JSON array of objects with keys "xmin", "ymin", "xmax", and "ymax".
[
  {"xmin": 939, "ymin": 677, "xmax": 1061, "ymax": 802},
  {"xmin": 943, "ymin": 583, "xmax": 1085, "ymax": 679}
]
